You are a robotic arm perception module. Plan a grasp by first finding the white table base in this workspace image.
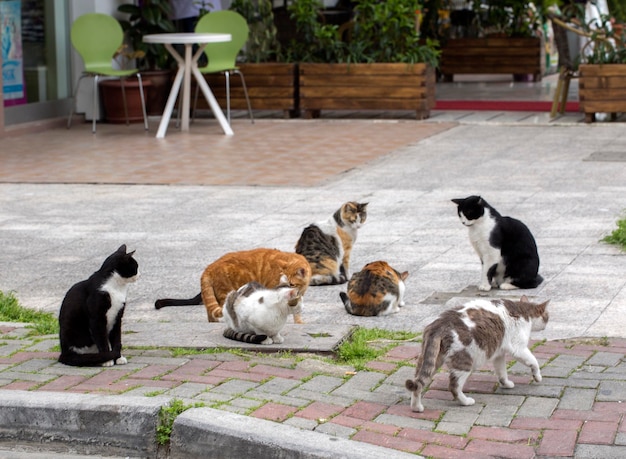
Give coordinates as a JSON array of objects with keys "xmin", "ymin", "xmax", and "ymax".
[{"xmin": 155, "ymin": 42, "xmax": 233, "ymax": 138}]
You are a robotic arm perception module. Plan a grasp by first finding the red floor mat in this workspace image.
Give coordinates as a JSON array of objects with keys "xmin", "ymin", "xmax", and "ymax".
[{"xmin": 434, "ymin": 100, "xmax": 580, "ymax": 112}]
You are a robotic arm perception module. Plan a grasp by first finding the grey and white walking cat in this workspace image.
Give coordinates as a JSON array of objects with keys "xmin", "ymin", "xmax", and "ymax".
[{"xmin": 405, "ymin": 296, "xmax": 549, "ymax": 412}]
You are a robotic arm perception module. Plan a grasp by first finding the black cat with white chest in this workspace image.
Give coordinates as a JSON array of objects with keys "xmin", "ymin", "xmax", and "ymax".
[
  {"xmin": 452, "ymin": 196, "xmax": 543, "ymax": 291},
  {"xmin": 58, "ymin": 245, "xmax": 138, "ymax": 367}
]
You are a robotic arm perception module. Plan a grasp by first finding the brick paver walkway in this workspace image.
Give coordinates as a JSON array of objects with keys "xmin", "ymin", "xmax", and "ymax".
[{"xmin": 1, "ymin": 324, "xmax": 625, "ymax": 458}]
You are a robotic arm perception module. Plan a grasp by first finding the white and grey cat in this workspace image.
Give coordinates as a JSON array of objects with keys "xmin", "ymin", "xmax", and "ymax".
[
  {"xmin": 222, "ymin": 280, "xmax": 299, "ymax": 345},
  {"xmin": 452, "ymin": 195, "xmax": 543, "ymax": 291},
  {"xmin": 405, "ymin": 296, "xmax": 549, "ymax": 412}
]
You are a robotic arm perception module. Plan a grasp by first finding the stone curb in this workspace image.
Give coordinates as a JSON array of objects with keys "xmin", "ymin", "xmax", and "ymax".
[
  {"xmin": 0, "ymin": 390, "xmax": 420, "ymax": 459},
  {"xmin": 170, "ymin": 407, "xmax": 419, "ymax": 459},
  {"xmin": 0, "ymin": 391, "xmax": 166, "ymax": 457}
]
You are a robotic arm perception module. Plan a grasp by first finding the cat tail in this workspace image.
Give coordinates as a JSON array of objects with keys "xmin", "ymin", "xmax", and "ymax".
[
  {"xmin": 405, "ymin": 332, "xmax": 443, "ymax": 395},
  {"xmin": 58, "ymin": 350, "xmax": 117, "ymax": 367},
  {"xmin": 340, "ymin": 292, "xmax": 356, "ymax": 315},
  {"xmin": 512, "ymin": 274, "xmax": 544, "ymax": 289},
  {"xmin": 223, "ymin": 327, "xmax": 268, "ymax": 344},
  {"xmin": 154, "ymin": 293, "xmax": 203, "ymax": 309}
]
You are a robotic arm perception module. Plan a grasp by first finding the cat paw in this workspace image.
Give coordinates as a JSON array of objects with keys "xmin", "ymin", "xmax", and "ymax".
[
  {"xmin": 399, "ymin": 301, "xmax": 406, "ymax": 307},
  {"xmin": 116, "ymin": 356, "xmax": 128, "ymax": 365},
  {"xmin": 102, "ymin": 360, "xmax": 115, "ymax": 367},
  {"xmin": 533, "ymin": 371, "xmax": 542, "ymax": 382},
  {"xmin": 272, "ymin": 335, "xmax": 285, "ymax": 344},
  {"xmin": 499, "ymin": 282, "xmax": 518, "ymax": 290},
  {"xmin": 499, "ymin": 378, "xmax": 515, "ymax": 389},
  {"xmin": 458, "ymin": 396, "xmax": 475, "ymax": 406},
  {"xmin": 410, "ymin": 403, "xmax": 425, "ymax": 413},
  {"xmin": 478, "ymin": 284, "xmax": 492, "ymax": 292},
  {"xmin": 293, "ymin": 313, "xmax": 304, "ymax": 324},
  {"xmin": 260, "ymin": 337, "xmax": 274, "ymax": 345}
]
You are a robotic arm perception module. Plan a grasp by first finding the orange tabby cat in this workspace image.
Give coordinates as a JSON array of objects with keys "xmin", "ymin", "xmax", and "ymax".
[{"xmin": 155, "ymin": 248, "xmax": 311, "ymax": 323}]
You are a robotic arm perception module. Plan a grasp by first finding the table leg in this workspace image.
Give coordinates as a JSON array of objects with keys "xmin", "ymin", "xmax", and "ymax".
[
  {"xmin": 180, "ymin": 44, "xmax": 193, "ymax": 132},
  {"xmin": 191, "ymin": 65, "xmax": 234, "ymax": 136},
  {"xmin": 155, "ymin": 64, "xmax": 184, "ymax": 139}
]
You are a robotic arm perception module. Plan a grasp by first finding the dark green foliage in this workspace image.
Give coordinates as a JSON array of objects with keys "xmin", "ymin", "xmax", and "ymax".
[
  {"xmin": 608, "ymin": 0, "xmax": 626, "ymax": 24},
  {"xmin": 229, "ymin": 0, "xmax": 281, "ymax": 62},
  {"xmin": 285, "ymin": 0, "xmax": 439, "ymax": 65},
  {"xmin": 117, "ymin": 0, "xmax": 176, "ymax": 70}
]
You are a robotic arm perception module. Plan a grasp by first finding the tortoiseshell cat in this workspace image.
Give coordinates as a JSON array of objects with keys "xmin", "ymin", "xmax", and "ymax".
[
  {"xmin": 59, "ymin": 245, "xmax": 138, "ymax": 367},
  {"xmin": 405, "ymin": 296, "xmax": 549, "ymax": 412},
  {"xmin": 339, "ymin": 261, "xmax": 409, "ymax": 316},
  {"xmin": 295, "ymin": 201, "xmax": 368, "ymax": 285},
  {"xmin": 452, "ymin": 195, "xmax": 543, "ymax": 291},
  {"xmin": 222, "ymin": 281, "xmax": 299, "ymax": 345},
  {"xmin": 155, "ymin": 248, "xmax": 311, "ymax": 323}
]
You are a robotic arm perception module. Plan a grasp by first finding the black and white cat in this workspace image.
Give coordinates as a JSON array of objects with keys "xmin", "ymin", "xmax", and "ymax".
[
  {"xmin": 222, "ymin": 280, "xmax": 299, "ymax": 345},
  {"xmin": 452, "ymin": 196, "xmax": 543, "ymax": 291},
  {"xmin": 58, "ymin": 245, "xmax": 138, "ymax": 367}
]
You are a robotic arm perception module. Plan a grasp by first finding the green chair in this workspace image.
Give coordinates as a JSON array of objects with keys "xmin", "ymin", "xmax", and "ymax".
[
  {"xmin": 67, "ymin": 13, "xmax": 148, "ymax": 133},
  {"xmin": 193, "ymin": 10, "xmax": 253, "ymax": 124}
]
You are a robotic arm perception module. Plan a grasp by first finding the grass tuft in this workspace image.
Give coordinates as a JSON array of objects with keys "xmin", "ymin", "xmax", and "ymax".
[
  {"xmin": 335, "ymin": 327, "xmax": 419, "ymax": 370},
  {"xmin": 0, "ymin": 291, "xmax": 59, "ymax": 336},
  {"xmin": 157, "ymin": 399, "xmax": 205, "ymax": 445},
  {"xmin": 602, "ymin": 217, "xmax": 626, "ymax": 250}
]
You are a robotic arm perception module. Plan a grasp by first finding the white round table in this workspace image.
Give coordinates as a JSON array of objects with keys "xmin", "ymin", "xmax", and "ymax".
[{"xmin": 143, "ymin": 33, "xmax": 233, "ymax": 138}]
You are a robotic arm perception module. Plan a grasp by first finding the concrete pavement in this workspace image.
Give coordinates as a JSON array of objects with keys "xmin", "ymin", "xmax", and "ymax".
[{"xmin": 0, "ymin": 118, "xmax": 625, "ymax": 457}]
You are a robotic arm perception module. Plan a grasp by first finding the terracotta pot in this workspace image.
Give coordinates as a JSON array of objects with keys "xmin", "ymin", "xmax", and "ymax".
[
  {"xmin": 99, "ymin": 78, "xmax": 152, "ymax": 124},
  {"xmin": 142, "ymin": 69, "xmax": 173, "ymax": 116}
]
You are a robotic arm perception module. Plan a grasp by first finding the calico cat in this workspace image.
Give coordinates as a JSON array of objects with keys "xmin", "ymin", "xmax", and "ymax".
[
  {"xmin": 155, "ymin": 248, "xmax": 311, "ymax": 324},
  {"xmin": 222, "ymin": 281, "xmax": 299, "ymax": 345},
  {"xmin": 339, "ymin": 261, "xmax": 409, "ymax": 316},
  {"xmin": 405, "ymin": 296, "xmax": 549, "ymax": 412},
  {"xmin": 295, "ymin": 201, "xmax": 368, "ymax": 286},
  {"xmin": 58, "ymin": 244, "xmax": 138, "ymax": 367},
  {"xmin": 452, "ymin": 195, "xmax": 543, "ymax": 291}
]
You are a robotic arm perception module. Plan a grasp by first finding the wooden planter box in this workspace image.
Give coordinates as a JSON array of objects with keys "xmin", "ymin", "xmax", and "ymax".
[
  {"xmin": 579, "ymin": 64, "xmax": 626, "ymax": 123},
  {"xmin": 197, "ymin": 63, "xmax": 298, "ymax": 118},
  {"xmin": 299, "ymin": 62, "xmax": 436, "ymax": 119},
  {"xmin": 440, "ymin": 37, "xmax": 545, "ymax": 82}
]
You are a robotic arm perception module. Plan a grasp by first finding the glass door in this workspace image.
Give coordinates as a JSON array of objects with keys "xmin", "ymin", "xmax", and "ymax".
[{"xmin": 2, "ymin": 0, "xmax": 71, "ymax": 125}]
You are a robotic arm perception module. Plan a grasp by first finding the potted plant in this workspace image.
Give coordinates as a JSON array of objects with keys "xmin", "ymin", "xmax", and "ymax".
[
  {"xmin": 438, "ymin": 0, "xmax": 550, "ymax": 82},
  {"xmin": 197, "ymin": 0, "xmax": 299, "ymax": 118},
  {"xmin": 288, "ymin": 0, "xmax": 440, "ymax": 119},
  {"xmin": 570, "ymin": 5, "xmax": 626, "ymax": 122},
  {"xmin": 99, "ymin": 45, "xmax": 153, "ymax": 124},
  {"xmin": 116, "ymin": 0, "xmax": 176, "ymax": 115}
]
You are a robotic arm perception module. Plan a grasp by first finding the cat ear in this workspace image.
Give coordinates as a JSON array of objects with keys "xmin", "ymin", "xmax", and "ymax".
[
  {"xmin": 359, "ymin": 202, "xmax": 369, "ymax": 209},
  {"xmin": 278, "ymin": 274, "xmax": 289, "ymax": 286},
  {"xmin": 117, "ymin": 244, "xmax": 127, "ymax": 253},
  {"xmin": 400, "ymin": 271, "xmax": 409, "ymax": 281},
  {"xmin": 520, "ymin": 295, "xmax": 529, "ymax": 302},
  {"xmin": 451, "ymin": 198, "xmax": 463, "ymax": 204},
  {"xmin": 126, "ymin": 250, "xmax": 136, "ymax": 257}
]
